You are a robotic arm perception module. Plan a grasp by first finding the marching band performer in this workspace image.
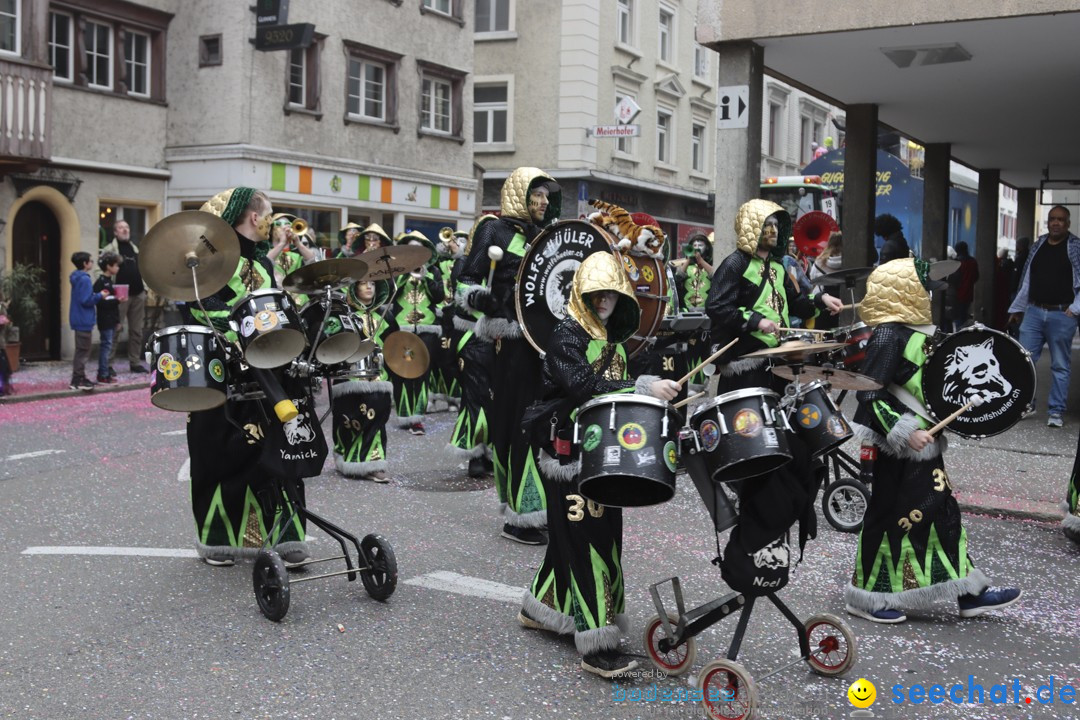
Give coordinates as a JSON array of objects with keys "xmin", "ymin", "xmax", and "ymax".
[
  {"xmin": 266, "ymin": 213, "xmax": 317, "ymax": 302},
  {"xmin": 429, "ymin": 228, "xmax": 466, "ymax": 410},
  {"xmin": 331, "ymin": 279, "xmax": 398, "ymax": 483},
  {"xmin": 335, "ymin": 222, "xmax": 365, "ymax": 257},
  {"xmin": 673, "ymin": 231, "xmax": 713, "ymax": 385},
  {"xmin": 457, "ymin": 167, "xmax": 561, "ymax": 544},
  {"xmin": 845, "ymin": 258, "xmax": 1021, "ymax": 623},
  {"xmin": 359, "ymin": 222, "xmax": 393, "ymax": 253},
  {"xmin": 518, "ymin": 251, "xmax": 679, "ymax": 677}
]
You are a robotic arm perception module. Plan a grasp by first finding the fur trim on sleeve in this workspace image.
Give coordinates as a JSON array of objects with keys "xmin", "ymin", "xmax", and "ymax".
[
  {"xmin": 458, "ymin": 284, "xmax": 488, "ymax": 313},
  {"xmin": 884, "ymin": 412, "xmax": 946, "ymax": 460},
  {"xmin": 635, "ymin": 374, "xmax": 661, "ymax": 396}
]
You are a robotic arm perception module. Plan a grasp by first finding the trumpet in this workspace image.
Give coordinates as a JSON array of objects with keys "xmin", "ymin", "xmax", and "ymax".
[{"xmin": 291, "ymin": 218, "xmax": 308, "ymax": 236}]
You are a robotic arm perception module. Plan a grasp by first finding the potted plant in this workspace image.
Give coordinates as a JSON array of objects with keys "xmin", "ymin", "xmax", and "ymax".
[{"xmin": 0, "ymin": 263, "xmax": 46, "ymax": 372}]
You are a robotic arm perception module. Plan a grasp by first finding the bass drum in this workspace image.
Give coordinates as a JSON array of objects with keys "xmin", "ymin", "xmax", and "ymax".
[
  {"xmin": 622, "ymin": 254, "xmax": 669, "ymax": 357},
  {"xmin": 922, "ymin": 324, "xmax": 1035, "ymax": 438}
]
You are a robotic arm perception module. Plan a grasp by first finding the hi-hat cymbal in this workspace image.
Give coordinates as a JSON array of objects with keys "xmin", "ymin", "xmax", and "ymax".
[
  {"xmin": 354, "ymin": 245, "xmax": 433, "ymax": 282},
  {"xmin": 139, "ymin": 211, "xmax": 240, "ymax": 301},
  {"xmin": 283, "ymin": 258, "xmax": 369, "ymax": 293},
  {"xmin": 743, "ymin": 340, "xmax": 847, "ymax": 360},
  {"xmin": 383, "ymin": 330, "xmax": 430, "ymax": 379},
  {"xmin": 772, "ymin": 363, "xmax": 882, "ymax": 392},
  {"xmin": 815, "ymin": 267, "xmax": 873, "ymax": 287},
  {"xmin": 929, "ymin": 259, "xmax": 960, "ymax": 281}
]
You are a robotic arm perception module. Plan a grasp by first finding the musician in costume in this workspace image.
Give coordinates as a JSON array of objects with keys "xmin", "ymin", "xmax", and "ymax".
[
  {"xmin": 186, "ymin": 187, "xmax": 326, "ymax": 566},
  {"xmin": 335, "ymin": 222, "xmax": 365, "ymax": 258},
  {"xmin": 430, "ymin": 228, "xmax": 466, "ymax": 409},
  {"xmin": 517, "ymin": 251, "xmax": 679, "ymax": 677},
  {"xmin": 331, "ymin": 279, "xmax": 397, "ymax": 483},
  {"xmin": 672, "ymin": 231, "xmax": 714, "ymax": 386},
  {"xmin": 705, "ymin": 200, "xmax": 842, "ymax": 391},
  {"xmin": 458, "ymin": 167, "xmax": 561, "ymax": 544},
  {"xmin": 266, "ymin": 213, "xmax": 317, "ymax": 303},
  {"xmin": 360, "ymin": 223, "xmax": 392, "ymax": 253},
  {"xmin": 389, "ymin": 230, "xmax": 444, "ymax": 435},
  {"xmin": 845, "ymin": 258, "xmax": 1021, "ymax": 623},
  {"xmin": 1065, "ymin": 447, "xmax": 1080, "ymax": 544}
]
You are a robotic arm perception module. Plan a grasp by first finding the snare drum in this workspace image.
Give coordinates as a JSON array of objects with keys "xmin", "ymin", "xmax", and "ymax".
[
  {"xmin": 688, "ymin": 388, "xmax": 792, "ymax": 482},
  {"xmin": 300, "ymin": 294, "xmax": 362, "ymax": 365},
  {"xmin": 831, "ymin": 322, "xmax": 873, "ymax": 371},
  {"xmin": 785, "ymin": 380, "xmax": 852, "ymax": 458},
  {"xmin": 149, "ymin": 325, "xmax": 228, "ymax": 412},
  {"xmin": 575, "ymin": 394, "xmax": 681, "ymax": 508},
  {"xmin": 229, "ymin": 288, "xmax": 306, "ymax": 369}
]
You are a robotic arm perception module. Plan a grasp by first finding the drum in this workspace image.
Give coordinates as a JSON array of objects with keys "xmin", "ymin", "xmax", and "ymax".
[
  {"xmin": 680, "ymin": 427, "xmax": 738, "ymax": 533},
  {"xmin": 922, "ymin": 324, "xmax": 1035, "ymax": 438},
  {"xmin": 228, "ymin": 288, "xmax": 306, "ymax": 369},
  {"xmin": 831, "ymin": 322, "xmax": 873, "ymax": 371},
  {"xmin": 623, "ymin": 254, "xmax": 669, "ymax": 357},
  {"xmin": 300, "ymin": 294, "xmax": 362, "ymax": 365},
  {"xmin": 575, "ymin": 394, "xmax": 681, "ymax": 507},
  {"xmin": 148, "ymin": 325, "xmax": 228, "ymax": 412},
  {"xmin": 688, "ymin": 388, "xmax": 792, "ymax": 482},
  {"xmin": 785, "ymin": 379, "xmax": 852, "ymax": 458}
]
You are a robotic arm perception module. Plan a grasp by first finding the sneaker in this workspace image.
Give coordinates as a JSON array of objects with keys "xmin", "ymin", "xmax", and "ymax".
[
  {"xmin": 70, "ymin": 378, "xmax": 96, "ymax": 391},
  {"xmin": 129, "ymin": 364, "xmax": 150, "ymax": 374},
  {"xmin": 958, "ymin": 587, "xmax": 1022, "ymax": 618},
  {"xmin": 1047, "ymin": 415, "xmax": 1063, "ymax": 428},
  {"xmin": 408, "ymin": 423, "xmax": 426, "ymax": 436},
  {"xmin": 517, "ymin": 609, "xmax": 547, "ymax": 631},
  {"xmin": 368, "ymin": 470, "xmax": 390, "ymax": 484},
  {"xmin": 482, "ymin": 457, "xmax": 494, "ymax": 473},
  {"xmin": 501, "ymin": 523, "xmax": 547, "ymax": 545},
  {"xmin": 1063, "ymin": 526, "xmax": 1080, "ymax": 544},
  {"xmin": 581, "ymin": 651, "xmax": 639, "ymax": 678},
  {"xmin": 1021, "ymin": 407, "xmax": 1036, "ymax": 420},
  {"xmin": 845, "ymin": 604, "xmax": 907, "ymax": 624},
  {"xmin": 468, "ymin": 456, "xmax": 487, "ymax": 478},
  {"xmin": 281, "ymin": 549, "xmax": 310, "ymax": 568},
  {"xmin": 202, "ymin": 556, "xmax": 234, "ymax": 567},
  {"xmin": 97, "ymin": 375, "xmax": 118, "ymax": 384}
]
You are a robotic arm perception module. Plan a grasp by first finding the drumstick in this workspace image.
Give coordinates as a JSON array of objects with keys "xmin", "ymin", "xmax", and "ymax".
[
  {"xmin": 677, "ymin": 338, "xmax": 739, "ymax": 388},
  {"xmin": 778, "ymin": 327, "xmax": 832, "ymax": 334},
  {"xmin": 486, "ymin": 246, "xmax": 504, "ymax": 287},
  {"xmin": 840, "ymin": 302, "xmax": 861, "ymax": 311},
  {"xmin": 927, "ymin": 396, "xmax": 985, "ymax": 436},
  {"xmin": 673, "ymin": 391, "xmax": 705, "ymax": 409}
]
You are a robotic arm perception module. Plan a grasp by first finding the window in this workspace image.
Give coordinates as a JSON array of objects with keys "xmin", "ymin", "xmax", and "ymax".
[
  {"xmin": 424, "ymin": 0, "xmax": 451, "ymax": 13},
  {"xmin": 421, "ymin": 0, "xmax": 465, "ymax": 22},
  {"xmin": 474, "ymin": 82, "xmax": 508, "ymax": 144},
  {"xmin": 0, "ymin": 0, "xmax": 18, "ymax": 55},
  {"xmin": 417, "ymin": 60, "xmax": 465, "ymax": 139},
  {"xmin": 199, "ymin": 34, "xmax": 221, "ymax": 67},
  {"xmin": 475, "ymin": 0, "xmax": 509, "ymax": 32},
  {"xmin": 616, "ymin": 0, "xmax": 633, "ymax": 46},
  {"xmin": 49, "ymin": 12, "xmax": 73, "ymax": 81},
  {"xmin": 693, "ymin": 45, "xmax": 708, "ymax": 80},
  {"xmin": 84, "ymin": 20, "xmax": 113, "ymax": 89},
  {"xmin": 615, "ymin": 91, "xmax": 636, "ymax": 155},
  {"xmin": 285, "ymin": 37, "xmax": 323, "ymax": 113},
  {"xmin": 768, "ymin": 102, "xmax": 781, "ymax": 157},
  {"xmin": 658, "ymin": 6, "xmax": 674, "ymax": 63},
  {"xmin": 124, "ymin": 31, "xmax": 150, "ymax": 96},
  {"xmin": 657, "ymin": 109, "xmax": 672, "ymax": 164},
  {"xmin": 347, "ymin": 57, "xmax": 386, "ymax": 120},
  {"xmin": 692, "ymin": 122, "xmax": 706, "ymax": 173},
  {"xmin": 288, "ymin": 48, "xmax": 305, "ymax": 106}
]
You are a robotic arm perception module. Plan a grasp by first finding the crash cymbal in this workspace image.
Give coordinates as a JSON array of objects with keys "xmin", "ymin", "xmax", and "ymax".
[
  {"xmin": 354, "ymin": 245, "xmax": 433, "ymax": 282},
  {"xmin": 742, "ymin": 340, "xmax": 847, "ymax": 361},
  {"xmin": 283, "ymin": 258, "xmax": 369, "ymax": 293},
  {"xmin": 383, "ymin": 330, "xmax": 430, "ymax": 379},
  {"xmin": 772, "ymin": 363, "xmax": 882, "ymax": 392},
  {"xmin": 929, "ymin": 259, "xmax": 960, "ymax": 281},
  {"xmin": 138, "ymin": 211, "xmax": 240, "ymax": 301},
  {"xmin": 814, "ymin": 266, "xmax": 874, "ymax": 287}
]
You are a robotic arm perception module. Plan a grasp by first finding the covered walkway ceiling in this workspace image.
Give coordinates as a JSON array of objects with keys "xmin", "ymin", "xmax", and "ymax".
[{"xmin": 754, "ymin": 11, "xmax": 1080, "ymax": 190}]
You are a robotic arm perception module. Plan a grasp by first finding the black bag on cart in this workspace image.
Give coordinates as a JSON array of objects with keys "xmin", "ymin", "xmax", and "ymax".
[{"xmin": 720, "ymin": 526, "xmax": 791, "ymax": 596}]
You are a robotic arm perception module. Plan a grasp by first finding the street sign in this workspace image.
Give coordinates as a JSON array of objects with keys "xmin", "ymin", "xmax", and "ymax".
[
  {"xmin": 716, "ymin": 85, "xmax": 750, "ymax": 129},
  {"xmin": 614, "ymin": 96, "xmax": 641, "ymax": 125},
  {"xmin": 588, "ymin": 125, "xmax": 640, "ymax": 138},
  {"xmin": 254, "ymin": 0, "xmax": 290, "ymax": 26},
  {"xmin": 254, "ymin": 22, "xmax": 314, "ymax": 51}
]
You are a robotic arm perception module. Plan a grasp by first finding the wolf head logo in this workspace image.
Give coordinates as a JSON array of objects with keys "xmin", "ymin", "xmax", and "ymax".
[
  {"xmin": 941, "ymin": 338, "xmax": 1012, "ymax": 405},
  {"xmin": 752, "ymin": 535, "xmax": 790, "ymax": 570}
]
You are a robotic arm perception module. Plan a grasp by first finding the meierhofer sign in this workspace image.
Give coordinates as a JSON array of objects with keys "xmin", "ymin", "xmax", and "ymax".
[{"xmin": 588, "ymin": 125, "xmax": 640, "ymax": 138}]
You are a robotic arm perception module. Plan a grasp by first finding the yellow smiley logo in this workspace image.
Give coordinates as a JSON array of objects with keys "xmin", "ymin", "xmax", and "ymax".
[{"xmin": 847, "ymin": 678, "xmax": 877, "ymax": 709}]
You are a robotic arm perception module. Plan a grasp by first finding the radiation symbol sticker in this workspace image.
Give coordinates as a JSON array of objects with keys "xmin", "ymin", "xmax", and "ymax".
[
  {"xmin": 186, "ymin": 355, "xmax": 202, "ymax": 371},
  {"xmin": 163, "ymin": 360, "xmax": 183, "ymax": 382},
  {"xmin": 253, "ymin": 310, "xmax": 279, "ymax": 332},
  {"xmin": 663, "ymin": 441, "xmax": 678, "ymax": 472},
  {"xmin": 798, "ymin": 403, "xmax": 822, "ymax": 429},
  {"xmin": 582, "ymin": 424, "xmax": 603, "ymax": 453},
  {"xmin": 618, "ymin": 422, "xmax": 647, "ymax": 451},
  {"xmin": 641, "ymin": 265, "xmax": 655, "ymax": 283},
  {"xmin": 733, "ymin": 409, "xmax": 763, "ymax": 438},
  {"xmin": 208, "ymin": 358, "xmax": 225, "ymax": 383}
]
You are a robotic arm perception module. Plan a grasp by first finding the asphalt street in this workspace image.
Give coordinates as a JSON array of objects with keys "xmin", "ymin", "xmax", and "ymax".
[{"xmin": 1, "ymin": 389, "xmax": 1078, "ymax": 720}]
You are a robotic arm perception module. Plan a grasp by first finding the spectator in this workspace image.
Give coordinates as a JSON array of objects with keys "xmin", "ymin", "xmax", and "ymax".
[
  {"xmin": 93, "ymin": 253, "xmax": 122, "ymax": 384},
  {"xmin": 1008, "ymin": 206, "xmax": 1080, "ymax": 427},
  {"xmin": 100, "ymin": 220, "xmax": 150, "ymax": 373},
  {"xmin": 949, "ymin": 241, "xmax": 979, "ymax": 330},
  {"xmin": 874, "ymin": 214, "xmax": 911, "ymax": 264},
  {"xmin": 68, "ymin": 252, "xmax": 107, "ymax": 390}
]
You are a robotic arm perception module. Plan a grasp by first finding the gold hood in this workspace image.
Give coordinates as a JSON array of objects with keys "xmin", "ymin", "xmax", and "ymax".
[
  {"xmin": 500, "ymin": 167, "xmax": 560, "ymax": 223},
  {"xmin": 734, "ymin": 199, "xmax": 791, "ymax": 259},
  {"xmin": 859, "ymin": 258, "xmax": 933, "ymax": 327},
  {"xmin": 566, "ymin": 251, "xmax": 640, "ymax": 343}
]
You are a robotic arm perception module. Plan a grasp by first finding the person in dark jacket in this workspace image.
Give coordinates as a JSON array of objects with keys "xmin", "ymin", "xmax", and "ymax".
[
  {"xmin": 949, "ymin": 241, "xmax": 979, "ymax": 331},
  {"xmin": 93, "ymin": 252, "xmax": 122, "ymax": 384},
  {"xmin": 100, "ymin": 220, "xmax": 150, "ymax": 373},
  {"xmin": 875, "ymin": 213, "xmax": 911, "ymax": 265},
  {"xmin": 68, "ymin": 252, "xmax": 107, "ymax": 390}
]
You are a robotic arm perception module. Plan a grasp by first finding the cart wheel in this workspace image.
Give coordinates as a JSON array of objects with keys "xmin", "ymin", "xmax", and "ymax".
[
  {"xmin": 643, "ymin": 613, "xmax": 696, "ymax": 676},
  {"xmin": 360, "ymin": 533, "xmax": 398, "ymax": 601},
  {"xmin": 804, "ymin": 613, "xmax": 857, "ymax": 676},
  {"xmin": 253, "ymin": 549, "xmax": 291, "ymax": 621},
  {"xmin": 698, "ymin": 658, "xmax": 757, "ymax": 720},
  {"xmin": 821, "ymin": 478, "xmax": 869, "ymax": 533}
]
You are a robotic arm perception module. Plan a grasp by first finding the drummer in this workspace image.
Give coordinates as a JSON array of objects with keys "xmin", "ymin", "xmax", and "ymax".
[
  {"xmin": 517, "ymin": 251, "xmax": 679, "ymax": 678},
  {"xmin": 845, "ymin": 258, "xmax": 1021, "ymax": 623},
  {"xmin": 705, "ymin": 199, "xmax": 843, "ymax": 392},
  {"xmin": 672, "ymin": 231, "xmax": 714, "ymax": 386}
]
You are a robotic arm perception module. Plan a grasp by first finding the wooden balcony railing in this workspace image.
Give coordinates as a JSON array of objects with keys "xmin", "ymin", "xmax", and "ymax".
[{"xmin": 0, "ymin": 59, "xmax": 51, "ymax": 169}]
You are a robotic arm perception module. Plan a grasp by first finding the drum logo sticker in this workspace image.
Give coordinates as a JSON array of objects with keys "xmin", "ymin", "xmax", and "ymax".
[
  {"xmin": 623, "ymin": 255, "xmax": 640, "ymax": 281},
  {"xmin": 641, "ymin": 265, "xmax": 655, "ymax": 283},
  {"xmin": 162, "ymin": 360, "xmax": 183, "ymax": 382},
  {"xmin": 325, "ymin": 317, "xmax": 342, "ymax": 336},
  {"xmin": 208, "ymin": 358, "xmax": 225, "ymax": 383},
  {"xmin": 699, "ymin": 420, "xmax": 720, "ymax": 452},
  {"xmin": 663, "ymin": 441, "xmax": 678, "ymax": 472},
  {"xmin": 940, "ymin": 337, "xmax": 1013, "ymax": 407},
  {"xmin": 185, "ymin": 355, "xmax": 202, "ymax": 371},
  {"xmin": 603, "ymin": 446, "xmax": 621, "ymax": 465},
  {"xmin": 241, "ymin": 316, "xmax": 256, "ymax": 338},
  {"xmin": 634, "ymin": 448, "xmax": 656, "ymax": 467},
  {"xmin": 582, "ymin": 424, "xmax": 603, "ymax": 453},
  {"xmin": 827, "ymin": 415, "xmax": 849, "ymax": 438},
  {"xmin": 618, "ymin": 423, "xmax": 647, "ymax": 450},
  {"xmin": 798, "ymin": 403, "xmax": 822, "ymax": 429},
  {"xmin": 156, "ymin": 353, "xmax": 174, "ymax": 374},
  {"xmin": 734, "ymin": 409, "xmax": 763, "ymax": 438},
  {"xmin": 276, "ymin": 310, "xmax": 291, "ymax": 326},
  {"xmin": 762, "ymin": 427, "xmax": 779, "ymax": 448},
  {"xmin": 254, "ymin": 310, "xmax": 279, "ymax": 332}
]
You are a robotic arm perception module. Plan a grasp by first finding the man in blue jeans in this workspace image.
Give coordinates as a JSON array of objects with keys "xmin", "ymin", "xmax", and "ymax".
[{"xmin": 1009, "ymin": 205, "xmax": 1080, "ymax": 428}]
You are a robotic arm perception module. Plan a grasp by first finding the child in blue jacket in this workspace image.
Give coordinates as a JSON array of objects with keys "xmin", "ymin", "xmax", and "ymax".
[{"xmin": 69, "ymin": 252, "xmax": 107, "ymax": 390}]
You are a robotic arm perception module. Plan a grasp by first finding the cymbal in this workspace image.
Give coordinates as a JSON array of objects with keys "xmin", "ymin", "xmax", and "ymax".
[
  {"xmin": 382, "ymin": 330, "xmax": 430, "ymax": 379},
  {"xmin": 138, "ymin": 211, "xmax": 239, "ymax": 301},
  {"xmin": 814, "ymin": 266, "xmax": 873, "ymax": 287},
  {"xmin": 929, "ymin": 259, "xmax": 960, "ymax": 281},
  {"xmin": 772, "ymin": 363, "xmax": 882, "ymax": 392},
  {"xmin": 742, "ymin": 340, "xmax": 847, "ymax": 360},
  {"xmin": 354, "ymin": 245, "xmax": 433, "ymax": 282},
  {"xmin": 283, "ymin": 258, "xmax": 369, "ymax": 293}
]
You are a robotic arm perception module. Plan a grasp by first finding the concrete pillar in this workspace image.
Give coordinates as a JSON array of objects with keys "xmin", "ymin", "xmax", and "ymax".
[
  {"xmin": 974, "ymin": 169, "xmax": 1000, "ymax": 326},
  {"xmin": 840, "ymin": 104, "xmax": 877, "ymax": 269},
  {"xmin": 922, "ymin": 143, "xmax": 951, "ymax": 325},
  {"xmin": 1016, "ymin": 188, "xmax": 1037, "ymax": 243},
  {"xmin": 712, "ymin": 42, "xmax": 763, "ymax": 257}
]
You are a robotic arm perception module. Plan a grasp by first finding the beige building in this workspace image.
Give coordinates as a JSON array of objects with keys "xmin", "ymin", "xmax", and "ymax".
[
  {"xmin": 0, "ymin": 0, "xmax": 476, "ymax": 360},
  {"xmin": 473, "ymin": 0, "xmax": 716, "ymax": 252}
]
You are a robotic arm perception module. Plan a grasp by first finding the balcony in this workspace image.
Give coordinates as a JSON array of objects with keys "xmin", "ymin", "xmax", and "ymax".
[{"xmin": 0, "ymin": 58, "xmax": 51, "ymax": 173}]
